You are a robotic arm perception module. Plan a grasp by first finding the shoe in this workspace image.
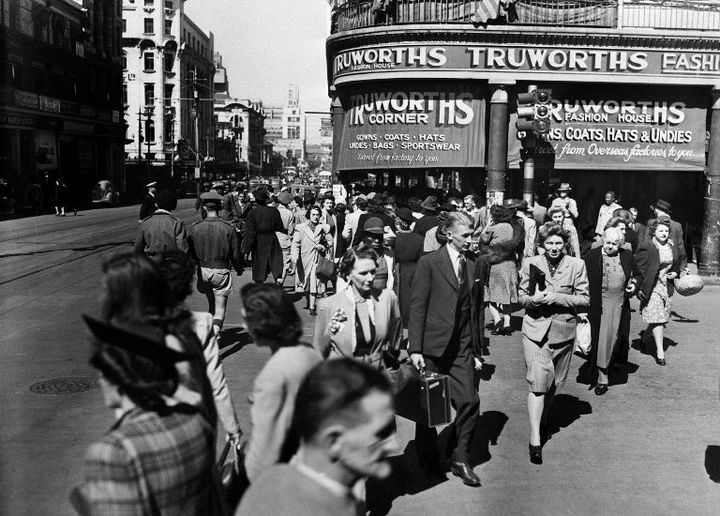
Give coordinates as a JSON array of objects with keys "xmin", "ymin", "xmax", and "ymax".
[
  {"xmin": 490, "ymin": 321, "xmax": 503, "ymax": 335},
  {"xmin": 529, "ymin": 444, "xmax": 543, "ymax": 465},
  {"xmin": 594, "ymin": 384, "xmax": 609, "ymax": 396},
  {"xmin": 449, "ymin": 461, "xmax": 481, "ymax": 487},
  {"xmin": 309, "ymin": 308, "xmax": 317, "ymax": 316},
  {"xmin": 501, "ymin": 326, "xmax": 513, "ymax": 336},
  {"xmin": 655, "ymin": 357, "xmax": 666, "ymax": 366}
]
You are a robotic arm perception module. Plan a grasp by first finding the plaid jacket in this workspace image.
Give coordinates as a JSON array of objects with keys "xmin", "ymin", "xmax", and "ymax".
[{"xmin": 73, "ymin": 407, "xmax": 223, "ymax": 515}]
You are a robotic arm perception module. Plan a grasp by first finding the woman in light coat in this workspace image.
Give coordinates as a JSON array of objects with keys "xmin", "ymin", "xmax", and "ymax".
[{"xmin": 292, "ymin": 205, "xmax": 333, "ymax": 315}]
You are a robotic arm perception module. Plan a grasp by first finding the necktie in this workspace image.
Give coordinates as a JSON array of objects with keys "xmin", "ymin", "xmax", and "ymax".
[{"xmin": 457, "ymin": 254, "xmax": 467, "ymax": 286}]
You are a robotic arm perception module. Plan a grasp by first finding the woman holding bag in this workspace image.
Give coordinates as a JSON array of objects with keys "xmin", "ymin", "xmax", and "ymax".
[
  {"xmin": 292, "ymin": 205, "xmax": 333, "ymax": 316},
  {"xmin": 313, "ymin": 246, "xmax": 401, "ymax": 361},
  {"xmin": 634, "ymin": 216, "xmax": 682, "ymax": 366},
  {"xmin": 518, "ymin": 222, "xmax": 590, "ymax": 465}
]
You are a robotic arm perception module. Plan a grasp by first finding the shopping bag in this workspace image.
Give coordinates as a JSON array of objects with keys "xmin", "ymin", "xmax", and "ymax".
[{"xmin": 574, "ymin": 319, "xmax": 592, "ymax": 355}]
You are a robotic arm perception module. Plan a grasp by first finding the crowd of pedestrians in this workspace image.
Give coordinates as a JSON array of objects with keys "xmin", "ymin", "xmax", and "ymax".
[{"xmin": 71, "ymin": 181, "xmax": 702, "ymax": 514}]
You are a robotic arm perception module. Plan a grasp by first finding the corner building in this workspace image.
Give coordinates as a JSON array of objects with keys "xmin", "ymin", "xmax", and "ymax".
[{"xmin": 325, "ymin": 0, "xmax": 720, "ymax": 275}]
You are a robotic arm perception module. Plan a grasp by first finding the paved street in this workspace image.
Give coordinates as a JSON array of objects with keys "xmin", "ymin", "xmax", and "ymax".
[{"xmin": 1, "ymin": 203, "xmax": 719, "ymax": 515}]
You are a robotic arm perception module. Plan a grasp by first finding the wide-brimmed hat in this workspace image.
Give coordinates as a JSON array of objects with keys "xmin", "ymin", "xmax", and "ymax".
[
  {"xmin": 654, "ymin": 199, "xmax": 672, "ymax": 215},
  {"xmin": 200, "ymin": 190, "xmax": 224, "ymax": 208},
  {"xmin": 557, "ymin": 183, "xmax": 572, "ymax": 192},
  {"xmin": 396, "ymin": 207, "xmax": 415, "ymax": 224},
  {"xmin": 277, "ymin": 191, "xmax": 293, "ymax": 205},
  {"xmin": 363, "ymin": 217, "xmax": 385, "ymax": 235},
  {"xmin": 420, "ymin": 196, "xmax": 439, "ymax": 211},
  {"xmin": 254, "ymin": 188, "xmax": 269, "ymax": 202}
]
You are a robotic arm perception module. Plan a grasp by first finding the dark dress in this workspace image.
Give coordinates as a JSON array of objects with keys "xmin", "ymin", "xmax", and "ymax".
[
  {"xmin": 242, "ymin": 204, "xmax": 285, "ymax": 282},
  {"xmin": 393, "ymin": 231, "xmax": 425, "ymax": 326}
]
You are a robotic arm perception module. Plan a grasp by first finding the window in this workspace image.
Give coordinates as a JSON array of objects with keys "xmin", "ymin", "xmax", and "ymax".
[
  {"xmin": 143, "ymin": 52, "xmax": 154, "ymax": 72},
  {"xmin": 165, "ymin": 0, "xmax": 174, "ymax": 8},
  {"xmin": 145, "ymin": 119, "xmax": 155, "ymax": 143},
  {"xmin": 122, "ymin": 19, "xmax": 126, "ymax": 32},
  {"xmin": 144, "ymin": 83, "xmax": 155, "ymax": 106},
  {"xmin": 122, "ymin": 53, "xmax": 127, "ymax": 70},
  {"xmin": 122, "ymin": 84, "xmax": 128, "ymax": 106},
  {"xmin": 143, "ymin": 18, "xmax": 154, "ymax": 34},
  {"xmin": 288, "ymin": 126, "xmax": 300, "ymax": 139},
  {"xmin": 164, "ymin": 19, "xmax": 171, "ymax": 35},
  {"xmin": 144, "ymin": 0, "xmax": 154, "ymax": 5}
]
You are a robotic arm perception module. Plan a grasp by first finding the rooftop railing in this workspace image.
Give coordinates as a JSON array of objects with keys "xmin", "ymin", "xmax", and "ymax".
[{"xmin": 330, "ymin": 0, "xmax": 720, "ymax": 33}]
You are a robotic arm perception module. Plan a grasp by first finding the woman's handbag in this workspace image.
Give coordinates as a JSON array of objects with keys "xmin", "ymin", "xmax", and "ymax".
[
  {"xmin": 574, "ymin": 318, "xmax": 592, "ymax": 355},
  {"xmin": 217, "ymin": 439, "xmax": 249, "ymax": 509},
  {"xmin": 674, "ymin": 274, "xmax": 704, "ymax": 296},
  {"xmin": 316, "ymin": 255, "xmax": 336, "ymax": 283}
]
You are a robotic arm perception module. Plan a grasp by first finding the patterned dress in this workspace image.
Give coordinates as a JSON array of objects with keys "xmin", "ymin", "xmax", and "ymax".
[
  {"xmin": 641, "ymin": 242, "xmax": 674, "ymax": 324},
  {"xmin": 483, "ymin": 222, "xmax": 518, "ymax": 305}
]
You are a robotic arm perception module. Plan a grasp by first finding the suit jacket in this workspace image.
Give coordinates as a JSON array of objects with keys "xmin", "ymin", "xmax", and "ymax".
[
  {"xmin": 634, "ymin": 239, "xmax": 682, "ymax": 307},
  {"xmin": 518, "ymin": 254, "xmax": 590, "ymax": 345},
  {"xmin": 73, "ymin": 407, "xmax": 221, "ymax": 515},
  {"xmin": 245, "ymin": 345, "xmax": 322, "ymax": 481},
  {"xmin": 408, "ymin": 246, "xmax": 488, "ymax": 359},
  {"xmin": 313, "ymin": 286, "xmax": 401, "ymax": 358}
]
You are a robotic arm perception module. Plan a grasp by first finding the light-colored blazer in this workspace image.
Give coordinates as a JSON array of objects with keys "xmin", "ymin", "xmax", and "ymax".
[
  {"xmin": 313, "ymin": 286, "xmax": 401, "ymax": 358},
  {"xmin": 518, "ymin": 254, "xmax": 590, "ymax": 345}
]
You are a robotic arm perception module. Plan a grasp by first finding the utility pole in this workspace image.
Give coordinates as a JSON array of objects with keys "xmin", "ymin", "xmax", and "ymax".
[{"xmin": 192, "ymin": 67, "xmax": 201, "ymax": 198}]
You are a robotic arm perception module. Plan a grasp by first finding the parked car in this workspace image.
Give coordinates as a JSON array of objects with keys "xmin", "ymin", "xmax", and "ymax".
[{"xmin": 91, "ymin": 180, "xmax": 118, "ymax": 205}]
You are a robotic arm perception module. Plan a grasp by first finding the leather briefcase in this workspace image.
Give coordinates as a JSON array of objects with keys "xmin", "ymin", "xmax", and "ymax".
[{"xmin": 419, "ymin": 372, "xmax": 452, "ymax": 427}]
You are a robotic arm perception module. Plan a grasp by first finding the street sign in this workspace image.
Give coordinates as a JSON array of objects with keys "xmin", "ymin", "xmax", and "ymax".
[{"xmin": 194, "ymin": 166, "xmax": 201, "ymax": 179}]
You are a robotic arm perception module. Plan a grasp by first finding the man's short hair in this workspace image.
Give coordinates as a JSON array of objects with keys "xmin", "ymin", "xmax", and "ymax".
[
  {"xmin": 292, "ymin": 358, "xmax": 391, "ymax": 442},
  {"xmin": 355, "ymin": 197, "xmax": 368, "ymax": 211},
  {"xmin": 438, "ymin": 211, "xmax": 473, "ymax": 236}
]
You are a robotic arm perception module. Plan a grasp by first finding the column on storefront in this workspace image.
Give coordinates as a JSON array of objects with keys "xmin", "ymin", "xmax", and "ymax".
[
  {"xmin": 699, "ymin": 87, "xmax": 720, "ymax": 276},
  {"xmin": 486, "ymin": 83, "xmax": 509, "ymax": 205}
]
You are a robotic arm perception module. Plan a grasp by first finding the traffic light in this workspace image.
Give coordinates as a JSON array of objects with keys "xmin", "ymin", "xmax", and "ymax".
[{"xmin": 516, "ymin": 89, "xmax": 552, "ymax": 136}]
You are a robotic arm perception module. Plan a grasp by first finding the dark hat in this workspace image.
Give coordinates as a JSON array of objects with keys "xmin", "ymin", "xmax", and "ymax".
[
  {"xmin": 83, "ymin": 315, "xmax": 196, "ymax": 365},
  {"xmin": 654, "ymin": 199, "xmax": 672, "ymax": 215},
  {"xmin": 322, "ymin": 191, "xmax": 334, "ymax": 200},
  {"xmin": 503, "ymin": 198, "xmax": 524, "ymax": 210},
  {"xmin": 156, "ymin": 189, "xmax": 177, "ymax": 211},
  {"xmin": 254, "ymin": 188, "xmax": 269, "ymax": 202},
  {"xmin": 518, "ymin": 200, "xmax": 530, "ymax": 212},
  {"xmin": 363, "ymin": 217, "xmax": 385, "ymax": 235},
  {"xmin": 303, "ymin": 191, "xmax": 316, "ymax": 203},
  {"xmin": 396, "ymin": 207, "xmax": 415, "ymax": 224},
  {"xmin": 420, "ymin": 196, "xmax": 439, "ymax": 211},
  {"xmin": 200, "ymin": 190, "xmax": 223, "ymax": 208},
  {"xmin": 557, "ymin": 183, "xmax": 573, "ymax": 192},
  {"xmin": 277, "ymin": 191, "xmax": 293, "ymax": 205}
]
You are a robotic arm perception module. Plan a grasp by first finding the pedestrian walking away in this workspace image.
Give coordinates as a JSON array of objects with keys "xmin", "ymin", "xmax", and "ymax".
[
  {"xmin": 242, "ymin": 188, "xmax": 286, "ymax": 283},
  {"xmin": 409, "ymin": 211, "xmax": 488, "ymax": 488},
  {"xmin": 133, "ymin": 189, "xmax": 189, "ymax": 262},
  {"xmin": 191, "ymin": 190, "xmax": 244, "ymax": 336},
  {"xmin": 138, "ymin": 181, "xmax": 157, "ymax": 221}
]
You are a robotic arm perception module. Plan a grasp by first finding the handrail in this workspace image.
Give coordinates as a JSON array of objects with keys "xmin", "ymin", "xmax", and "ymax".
[{"xmin": 330, "ymin": 0, "xmax": 720, "ymax": 33}]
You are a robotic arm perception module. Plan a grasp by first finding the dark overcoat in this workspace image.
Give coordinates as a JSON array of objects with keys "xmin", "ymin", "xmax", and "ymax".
[
  {"xmin": 393, "ymin": 231, "xmax": 425, "ymax": 327},
  {"xmin": 242, "ymin": 204, "xmax": 285, "ymax": 282}
]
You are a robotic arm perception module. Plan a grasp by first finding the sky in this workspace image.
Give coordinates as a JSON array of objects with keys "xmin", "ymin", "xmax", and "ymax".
[{"xmin": 184, "ymin": 0, "xmax": 331, "ymax": 112}]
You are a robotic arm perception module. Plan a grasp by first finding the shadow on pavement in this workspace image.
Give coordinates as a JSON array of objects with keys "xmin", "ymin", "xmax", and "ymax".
[
  {"xmin": 543, "ymin": 394, "xmax": 592, "ymax": 444},
  {"xmin": 705, "ymin": 446, "xmax": 720, "ymax": 482},
  {"xmin": 218, "ymin": 327, "xmax": 254, "ymax": 360},
  {"xmin": 630, "ymin": 334, "xmax": 678, "ymax": 356},
  {"xmin": 608, "ymin": 362, "xmax": 640, "ymax": 387},
  {"xmin": 670, "ymin": 310, "xmax": 699, "ymax": 323},
  {"xmin": 468, "ymin": 410, "xmax": 509, "ymax": 467}
]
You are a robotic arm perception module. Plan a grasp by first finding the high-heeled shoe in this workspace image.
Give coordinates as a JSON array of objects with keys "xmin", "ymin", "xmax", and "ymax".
[
  {"xmin": 529, "ymin": 444, "xmax": 543, "ymax": 465},
  {"xmin": 501, "ymin": 325, "xmax": 513, "ymax": 336},
  {"xmin": 309, "ymin": 308, "xmax": 317, "ymax": 316},
  {"xmin": 655, "ymin": 357, "xmax": 666, "ymax": 366},
  {"xmin": 490, "ymin": 321, "xmax": 504, "ymax": 335}
]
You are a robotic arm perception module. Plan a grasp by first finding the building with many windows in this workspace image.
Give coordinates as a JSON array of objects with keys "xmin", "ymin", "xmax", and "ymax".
[
  {"xmin": 122, "ymin": 0, "xmax": 213, "ymax": 193},
  {"xmin": 264, "ymin": 84, "xmax": 305, "ymax": 160},
  {"xmin": 326, "ymin": 0, "xmax": 720, "ymax": 274},
  {"xmin": 0, "ymin": 0, "xmax": 125, "ymax": 214}
]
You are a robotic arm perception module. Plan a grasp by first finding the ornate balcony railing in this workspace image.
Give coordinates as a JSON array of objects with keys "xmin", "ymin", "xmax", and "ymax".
[{"xmin": 330, "ymin": 0, "xmax": 720, "ymax": 33}]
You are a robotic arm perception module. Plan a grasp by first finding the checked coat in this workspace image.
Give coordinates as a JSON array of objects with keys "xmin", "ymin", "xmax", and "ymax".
[{"xmin": 72, "ymin": 407, "xmax": 223, "ymax": 515}]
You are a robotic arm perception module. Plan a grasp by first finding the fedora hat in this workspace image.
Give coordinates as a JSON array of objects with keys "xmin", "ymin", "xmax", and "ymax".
[
  {"xmin": 420, "ymin": 196, "xmax": 439, "ymax": 211},
  {"xmin": 396, "ymin": 207, "xmax": 415, "ymax": 224},
  {"xmin": 363, "ymin": 217, "xmax": 385, "ymax": 235},
  {"xmin": 254, "ymin": 188, "xmax": 269, "ymax": 202},
  {"xmin": 557, "ymin": 183, "xmax": 572, "ymax": 192},
  {"xmin": 277, "ymin": 191, "xmax": 293, "ymax": 205},
  {"xmin": 200, "ymin": 190, "xmax": 224, "ymax": 208},
  {"xmin": 654, "ymin": 199, "xmax": 672, "ymax": 215}
]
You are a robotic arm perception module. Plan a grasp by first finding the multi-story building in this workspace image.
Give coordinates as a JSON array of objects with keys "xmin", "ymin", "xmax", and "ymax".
[
  {"xmin": 0, "ymin": 0, "xmax": 125, "ymax": 212},
  {"xmin": 265, "ymin": 84, "xmax": 305, "ymax": 160},
  {"xmin": 326, "ymin": 0, "xmax": 720, "ymax": 274},
  {"xmin": 122, "ymin": 0, "xmax": 213, "ymax": 192}
]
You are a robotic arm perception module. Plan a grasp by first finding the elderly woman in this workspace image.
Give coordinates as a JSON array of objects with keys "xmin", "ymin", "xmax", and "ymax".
[
  {"xmin": 292, "ymin": 205, "xmax": 333, "ymax": 316},
  {"xmin": 241, "ymin": 283, "xmax": 322, "ymax": 481},
  {"xmin": 634, "ymin": 216, "xmax": 682, "ymax": 366},
  {"xmin": 548, "ymin": 206, "xmax": 581, "ymax": 257},
  {"xmin": 519, "ymin": 223, "xmax": 590, "ymax": 464},
  {"xmin": 584, "ymin": 227, "xmax": 637, "ymax": 395},
  {"xmin": 313, "ymin": 246, "xmax": 401, "ymax": 360},
  {"xmin": 480, "ymin": 204, "xmax": 519, "ymax": 335}
]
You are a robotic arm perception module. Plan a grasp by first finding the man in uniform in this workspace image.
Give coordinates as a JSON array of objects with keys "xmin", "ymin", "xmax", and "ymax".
[
  {"xmin": 134, "ymin": 189, "xmax": 189, "ymax": 262},
  {"xmin": 190, "ymin": 191, "xmax": 243, "ymax": 337},
  {"xmin": 138, "ymin": 181, "xmax": 157, "ymax": 221}
]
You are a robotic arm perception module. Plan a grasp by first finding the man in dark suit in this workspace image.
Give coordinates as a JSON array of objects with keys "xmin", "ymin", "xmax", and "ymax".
[
  {"xmin": 242, "ymin": 188, "xmax": 286, "ymax": 283},
  {"xmin": 138, "ymin": 181, "xmax": 157, "ymax": 221},
  {"xmin": 409, "ymin": 211, "xmax": 487, "ymax": 487}
]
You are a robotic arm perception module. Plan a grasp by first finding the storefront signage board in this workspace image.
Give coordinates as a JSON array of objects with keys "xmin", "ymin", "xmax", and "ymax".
[
  {"xmin": 336, "ymin": 82, "xmax": 485, "ymax": 170},
  {"xmin": 508, "ymin": 85, "xmax": 706, "ymax": 171},
  {"xmin": 332, "ymin": 43, "xmax": 720, "ymax": 83}
]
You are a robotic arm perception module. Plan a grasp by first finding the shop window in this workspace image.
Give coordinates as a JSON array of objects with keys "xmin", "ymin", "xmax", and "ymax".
[
  {"xmin": 143, "ymin": 18, "xmax": 154, "ymax": 34},
  {"xmin": 143, "ymin": 52, "xmax": 154, "ymax": 72},
  {"xmin": 164, "ymin": 19, "xmax": 172, "ymax": 35},
  {"xmin": 144, "ymin": 83, "xmax": 154, "ymax": 106}
]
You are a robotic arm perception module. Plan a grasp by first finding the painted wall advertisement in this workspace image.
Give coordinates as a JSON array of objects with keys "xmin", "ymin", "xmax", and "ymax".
[
  {"xmin": 337, "ymin": 82, "xmax": 485, "ymax": 170},
  {"xmin": 508, "ymin": 85, "xmax": 707, "ymax": 170}
]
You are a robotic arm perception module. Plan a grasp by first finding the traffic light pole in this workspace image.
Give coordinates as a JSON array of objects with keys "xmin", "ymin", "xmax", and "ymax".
[
  {"xmin": 487, "ymin": 85, "xmax": 509, "ymax": 205},
  {"xmin": 522, "ymin": 85, "xmax": 537, "ymax": 205}
]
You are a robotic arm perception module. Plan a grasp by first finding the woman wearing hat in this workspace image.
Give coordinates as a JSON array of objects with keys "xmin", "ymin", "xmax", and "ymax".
[
  {"xmin": 479, "ymin": 204, "xmax": 519, "ymax": 335},
  {"xmin": 291, "ymin": 205, "xmax": 333, "ymax": 316},
  {"xmin": 634, "ymin": 217, "xmax": 683, "ymax": 366},
  {"xmin": 549, "ymin": 183, "xmax": 579, "ymax": 224}
]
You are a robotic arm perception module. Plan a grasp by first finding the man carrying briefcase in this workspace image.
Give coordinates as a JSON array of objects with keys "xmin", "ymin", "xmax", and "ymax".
[{"xmin": 408, "ymin": 211, "xmax": 488, "ymax": 488}]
